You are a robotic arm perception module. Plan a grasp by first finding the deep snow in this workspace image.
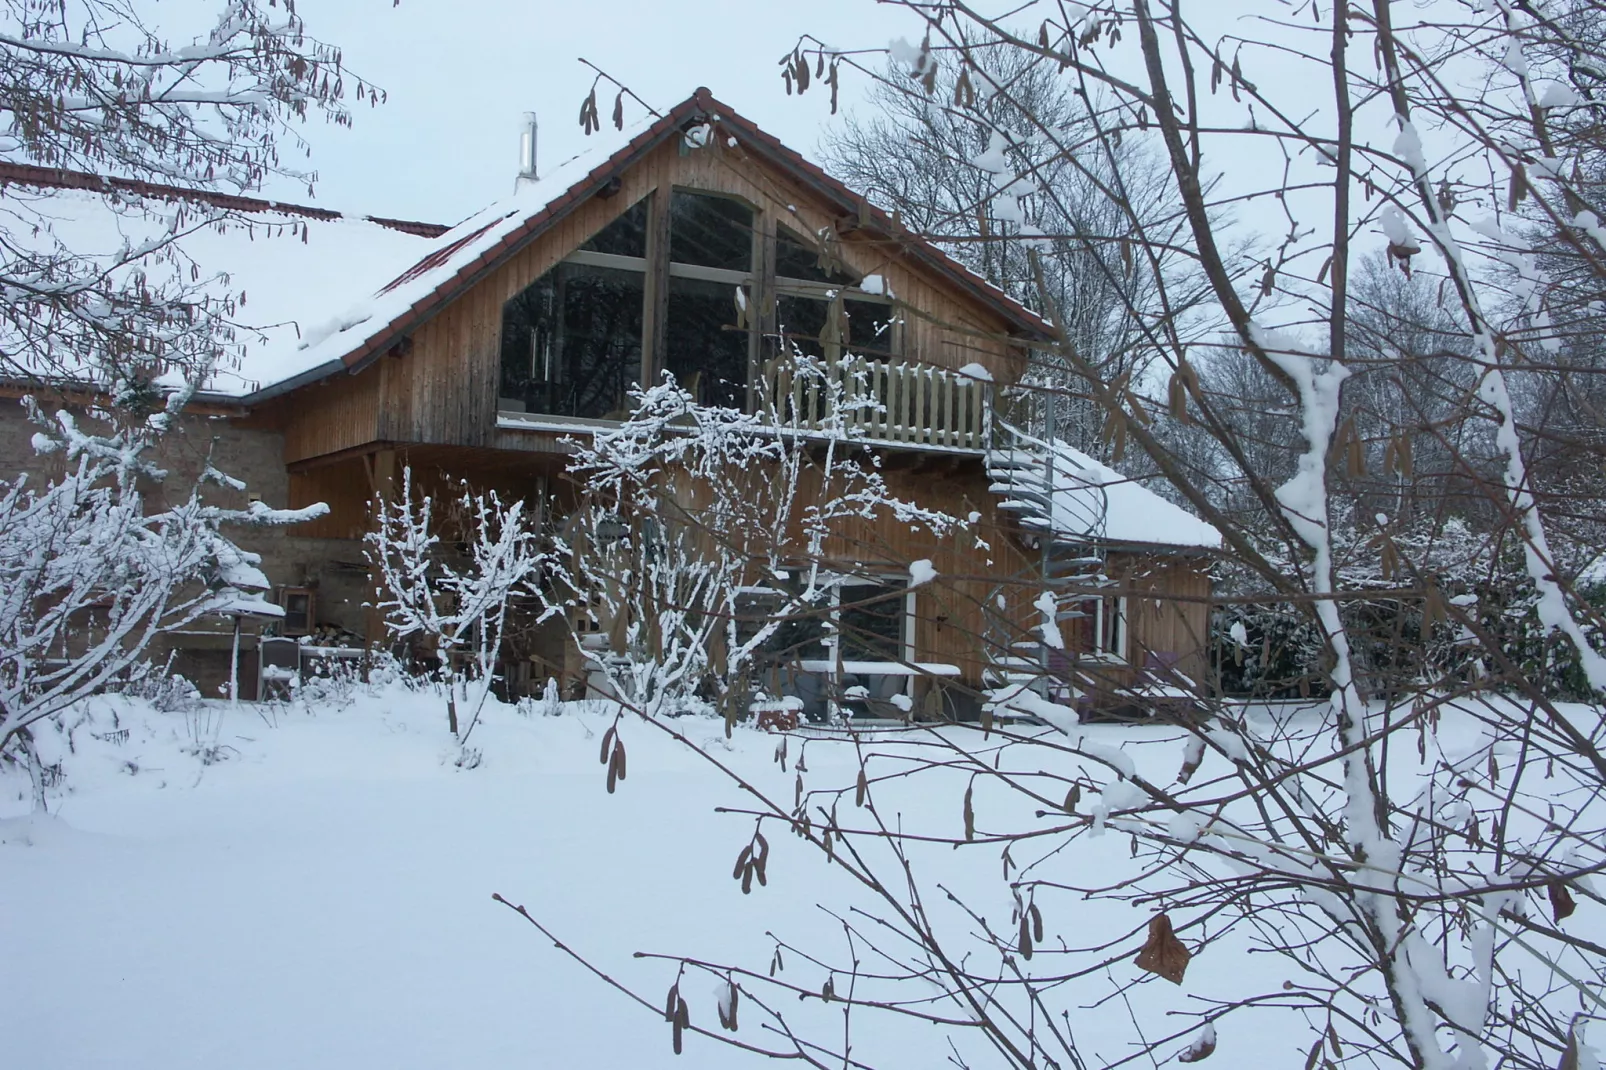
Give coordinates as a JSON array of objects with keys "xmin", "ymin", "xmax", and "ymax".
[
  {"xmin": 0, "ymin": 688, "xmax": 1206, "ymax": 1068},
  {"xmin": 3, "ymin": 686, "xmax": 1593, "ymax": 1068}
]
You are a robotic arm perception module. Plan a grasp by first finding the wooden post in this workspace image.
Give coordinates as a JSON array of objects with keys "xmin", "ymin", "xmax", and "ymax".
[
  {"xmin": 750, "ymin": 211, "xmax": 777, "ymax": 414},
  {"xmin": 229, "ymin": 615, "xmax": 242, "ymax": 707},
  {"xmin": 641, "ymin": 187, "xmax": 672, "ymax": 389}
]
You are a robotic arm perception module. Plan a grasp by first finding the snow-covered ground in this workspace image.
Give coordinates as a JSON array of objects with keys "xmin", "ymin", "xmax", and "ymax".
[
  {"xmin": 2, "ymin": 685, "xmax": 1595, "ymax": 1068},
  {"xmin": 0, "ymin": 687, "xmax": 1175, "ymax": 1067}
]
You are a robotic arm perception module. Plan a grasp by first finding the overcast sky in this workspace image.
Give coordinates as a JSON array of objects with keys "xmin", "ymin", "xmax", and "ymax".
[{"xmin": 271, "ymin": 1, "xmax": 929, "ymax": 225}]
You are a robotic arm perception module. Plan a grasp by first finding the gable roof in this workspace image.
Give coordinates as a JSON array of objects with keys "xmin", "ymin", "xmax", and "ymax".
[{"xmin": 241, "ymin": 88, "xmax": 1053, "ymax": 403}]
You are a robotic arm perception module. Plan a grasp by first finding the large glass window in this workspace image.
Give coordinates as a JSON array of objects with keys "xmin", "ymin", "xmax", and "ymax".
[
  {"xmin": 775, "ymin": 294, "xmax": 895, "ymax": 362},
  {"xmin": 665, "ymin": 276, "xmax": 750, "ymax": 409},
  {"xmin": 776, "ymin": 226, "xmax": 856, "ymax": 285},
  {"xmin": 499, "ymin": 261, "xmax": 643, "ymax": 420},
  {"xmin": 497, "ymin": 190, "xmax": 903, "ymax": 423},
  {"xmin": 670, "ymin": 191, "xmax": 753, "ymax": 271},
  {"xmin": 580, "ymin": 199, "xmax": 648, "ymax": 257},
  {"xmin": 772, "ymin": 226, "xmax": 896, "ymax": 366},
  {"xmin": 836, "ymin": 582, "xmax": 908, "ymax": 662}
]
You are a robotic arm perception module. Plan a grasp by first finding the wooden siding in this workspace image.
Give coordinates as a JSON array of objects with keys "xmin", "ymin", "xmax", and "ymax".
[
  {"xmin": 1102, "ymin": 552, "xmax": 1214, "ymax": 688},
  {"xmin": 287, "ymin": 459, "xmax": 372, "ymax": 541},
  {"xmin": 273, "ymin": 366, "xmax": 382, "ymax": 466}
]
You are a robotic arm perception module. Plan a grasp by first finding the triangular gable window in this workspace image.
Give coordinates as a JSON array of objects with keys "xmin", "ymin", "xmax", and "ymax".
[{"xmin": 580, "ymin": 198, "xmax": 648, "ymax": 258}]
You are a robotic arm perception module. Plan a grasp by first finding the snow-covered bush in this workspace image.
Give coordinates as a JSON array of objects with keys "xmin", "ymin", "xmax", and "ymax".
[
  {"xmin": 545, "ymin": 367, "xmax": 961, "ymax": 725},
  {"xmin": 366, "ymin": 468, "xmax": 545, "ymax": 741},
  {"xmin": 0, "ymin": 397, "xmax": 323, "ymax": 808}
]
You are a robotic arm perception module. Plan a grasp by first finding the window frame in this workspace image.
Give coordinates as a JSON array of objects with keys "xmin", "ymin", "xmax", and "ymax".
[
  {"xmin": 498, "ymin": 186, "xmax": 905, "ymax": 422},
  {"xmin": 1089, "ymin": 594, "xmax": 1129, "ymax": 663}
]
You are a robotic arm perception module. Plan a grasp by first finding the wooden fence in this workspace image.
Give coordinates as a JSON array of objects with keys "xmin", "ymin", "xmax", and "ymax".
[{"xmin": 757, "ymin": 356, "xmax": 991, "ymax": 451}]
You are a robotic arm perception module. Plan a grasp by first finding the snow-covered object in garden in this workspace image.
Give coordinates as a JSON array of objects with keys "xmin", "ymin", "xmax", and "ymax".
[{"xmin": 366, "ymin": 468, "xmax": 545, "ymax": 741}]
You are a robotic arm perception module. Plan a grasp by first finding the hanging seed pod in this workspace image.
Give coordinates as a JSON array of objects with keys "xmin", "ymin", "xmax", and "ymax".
[
  {"xmin": 1508, "ymin": 164, "xmax": 1528, "ymax": 211},
  {"xmin": 1169, "ymin": 372, "xmax": 1191, "ymax": 424}
]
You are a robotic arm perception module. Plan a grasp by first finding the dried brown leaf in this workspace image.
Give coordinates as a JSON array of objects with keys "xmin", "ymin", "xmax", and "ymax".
[
  {"xmin": 1549, "ymin": 880, "xmax": 1577, "ymax": 923},
  {"xmin": 1134, "ymin": 912, "xmax": 1190, "ymax": 984}
]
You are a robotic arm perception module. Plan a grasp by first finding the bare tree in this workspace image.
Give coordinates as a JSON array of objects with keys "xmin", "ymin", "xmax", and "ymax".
[
  {"xmin": 502, "ymin": 4, "xmax": 1606, "ymax": 1069},
  {"xmin": 820, "ymin": 39, "xmax": 1207, "ymax": 454},
  {"xmin": 0, "ymin": 0, "xmax": 382, "ymax": 390},
  {"xmin": 367, "ymin": 468, "xmax": 545, "ymax": 743},
  {"xmin": 0, "ymin": 393, "xmax": 325, "ymax": 808},
  {"xmin": 541, "ymin": 365, "xmax": 963, "ymax": 725}
]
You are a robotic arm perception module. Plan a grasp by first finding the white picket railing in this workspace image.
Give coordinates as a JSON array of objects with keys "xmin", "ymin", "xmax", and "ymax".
[{"xmin": 757, "ymin": 356, "xmax": 991, "ymax": 451}]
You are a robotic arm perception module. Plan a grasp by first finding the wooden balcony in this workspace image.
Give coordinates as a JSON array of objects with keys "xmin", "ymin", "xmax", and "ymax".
[{"xmin": 757, "ymin": 356, "xmax": 991, "ymax": 452}]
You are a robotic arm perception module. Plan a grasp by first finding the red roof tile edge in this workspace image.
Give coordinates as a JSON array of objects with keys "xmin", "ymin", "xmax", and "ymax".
[{"xmin": 0, "ymin": 160, "xmax": 450, "ymax": 238}]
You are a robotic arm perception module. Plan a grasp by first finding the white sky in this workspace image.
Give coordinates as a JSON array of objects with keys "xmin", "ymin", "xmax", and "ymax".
[{"xmin": 269, "ymin": 1, "xmax": 929, "ymax": 225}]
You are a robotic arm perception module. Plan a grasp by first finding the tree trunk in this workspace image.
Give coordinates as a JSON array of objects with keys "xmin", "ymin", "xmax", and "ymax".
[{"xmin": 18, "ymin": 729, "xmax": 47, "ymax": 814}]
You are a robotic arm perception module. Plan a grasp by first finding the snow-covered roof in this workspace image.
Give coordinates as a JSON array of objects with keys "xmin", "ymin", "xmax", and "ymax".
[
  {"xmin": 0, "ymin": 164, "xmax": 444, "ymax": 397},
  {"xmin": 1046, "ymin": 437, "xmax": 1221, "ymax": 550}
]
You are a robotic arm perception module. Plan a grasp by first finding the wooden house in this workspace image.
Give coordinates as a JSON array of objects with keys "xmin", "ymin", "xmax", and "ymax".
[{"xmin": 0, "ymin": 89, "xmax": 1220, "ymax": 717}]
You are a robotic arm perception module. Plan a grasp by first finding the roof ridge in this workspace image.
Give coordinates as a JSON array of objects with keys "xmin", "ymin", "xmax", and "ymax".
[{"xmin": 0, "ymin": 160, "xmax": 450, "ymax": 238}]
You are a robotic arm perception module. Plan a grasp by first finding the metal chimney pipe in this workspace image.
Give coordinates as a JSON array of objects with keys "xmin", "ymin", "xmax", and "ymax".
[{"xmin": 517, "ymin": 112, "xmax": 539, "ymax": 184}]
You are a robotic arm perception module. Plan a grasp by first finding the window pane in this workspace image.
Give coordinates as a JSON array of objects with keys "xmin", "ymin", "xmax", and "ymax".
[
  {"xmin": 776, "ymin": 226, "xmax": 856, "ymax": 284},
  {"xmin": 500, "ymin": 262, "xmax": 643, "ymax": 419},
  {"xmin": 499, "ymin": 272, "xmax": 556, "ymax": 407},
  {"xmin": 580, "ymin": 197, "xmax": 649, "ymax": 258},
  {"xmin": 838, "ymin": 583, "xmax": 905, "ymax": 662},
  {"xmin": 670, "ymin": 191, "xmax": 753, "ymax": 271},
  {"xmin": 665, "ymin": 276, "xmax": 750, "ymax": 409},
  {"xmin": 775, "ymin": 294, "xmax": 829, "ymax": 358},
  {"xmin": 843, "ymin": 299, "xmax": 896, "ymax": 358}
]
